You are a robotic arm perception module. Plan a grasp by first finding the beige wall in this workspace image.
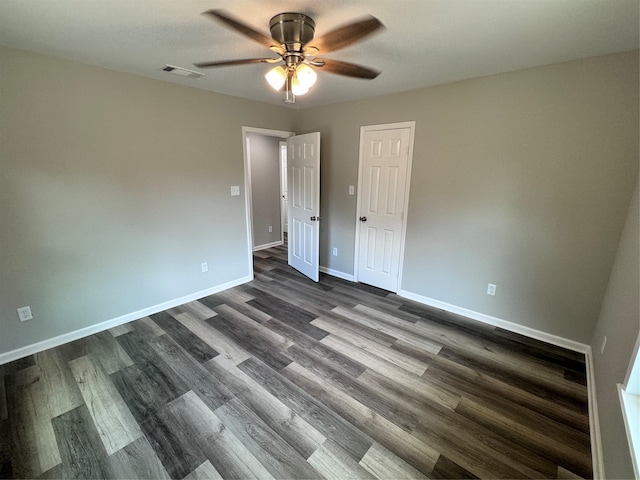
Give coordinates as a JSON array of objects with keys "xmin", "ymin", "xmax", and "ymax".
[
  {"xmin": 590, "ymin": 180, "xmax": 639, "ymax": 479},
  {"xmin": 2, "ymin": 46, "xmax": 636, "ymax": 349},
  {"xmin": 2, "ymin": 47, "xmax": 636, "ymax": 354},
  {"xmin": 296, "ymin": 51, "xmax": 639, "ymax": 343},
  {"xmin": 0, "ymin": 46, "xmax": 295, "ymax": 355}
]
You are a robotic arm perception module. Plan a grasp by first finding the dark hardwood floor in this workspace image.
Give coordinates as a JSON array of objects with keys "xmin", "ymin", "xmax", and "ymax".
[{"xmin": 0, "ymin": 244, "xmax": 592, "ymax": 479}]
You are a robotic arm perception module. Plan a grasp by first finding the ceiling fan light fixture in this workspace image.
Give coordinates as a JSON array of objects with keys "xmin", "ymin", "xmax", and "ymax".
[
  {"xmin": 291, "ymin": 72, "xmax": 309, "ymax": 96},
  {"xmin": 197, "ymin": 10, "xmax": 384, "ymax": 104},
  {"xmin": 296, "ymin": 64, "xmax": 317, "ymax": 89},
  {"xmin": 284, "ymin": 73, "xmax": 295, "ymax": 103},
  {"xmin": 265, "ymin": 65, "xmax": 287, "ymax": 90}
]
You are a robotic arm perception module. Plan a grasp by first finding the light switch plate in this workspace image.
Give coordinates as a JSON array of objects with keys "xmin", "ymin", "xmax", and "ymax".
[{"xmin": 230, "ymin": 185, "xmax": 240, "ymax": 196}]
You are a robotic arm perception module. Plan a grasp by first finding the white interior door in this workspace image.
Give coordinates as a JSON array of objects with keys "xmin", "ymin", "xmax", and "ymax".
[
  {"xmin": 356, "ymin": 125, "xmax": 413, "ymax": 292},
  {"xmin": 287, "ymin": 132, "xmax": 321, "ymax": 282}
]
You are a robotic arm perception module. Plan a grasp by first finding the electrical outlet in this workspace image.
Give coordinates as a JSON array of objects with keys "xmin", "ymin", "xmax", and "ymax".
[
  {"xmin": 17, "ymin": 306, "xmax": 33, "ymax": 322},
  {"xmin": 332, "ymin": 247, "xmax": 338, "ymax": 256},
  {"xmin": 487, "ymin": 283, "xmax": 497, "ymax": 296},
  {"xmin": 201, "ymin": 262, "xmax": 208, "ymax": 273},
  {"xmin": 230, "ymin": 185, "xmax": 240, "ymax": 196},
  {"xmin": 268, "ymin": 226, "xmax": 273, "ymax": 233},
  {"xmin": 601, "ymin": 335, "xmax": 607, "ymax": 354}
]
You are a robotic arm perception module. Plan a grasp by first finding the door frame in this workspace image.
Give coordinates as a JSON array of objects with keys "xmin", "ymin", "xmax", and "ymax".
[
  {"xmin": 242, "ymin": 126, "xmax": 295, "ymax": 279},
  {"xmin": 353, "ymin": 121, "xmax": 416, "ymax": 292},
  {"xmin": 279, "ymin": 140, "xmax": 288, "ymax": 237}
]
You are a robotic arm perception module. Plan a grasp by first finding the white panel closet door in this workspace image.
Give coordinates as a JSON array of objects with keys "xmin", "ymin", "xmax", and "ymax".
[{"xmin": 357, "ymin": 127, "xmax": 411, "ymax": 291}]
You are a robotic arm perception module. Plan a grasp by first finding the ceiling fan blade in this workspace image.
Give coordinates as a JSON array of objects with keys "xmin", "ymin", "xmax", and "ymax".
[
  {"xmin": 314, "ymin": 59, "xmax": 380, "ymax": 79},
  {"xmin": 202, "ymin": 9, "xmax": 280, "ymax": 51},
  {"xmin": 194, "ymin": 58, "xmax": 280, "ymax": 68},
  {"xmin": 306, "ymin": 15, "xmax": 384, "ymax": 54}
]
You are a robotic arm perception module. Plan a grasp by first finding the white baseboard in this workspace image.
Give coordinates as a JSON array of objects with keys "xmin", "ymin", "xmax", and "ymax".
[
  {"xmin": 320, "ymin": 266, "xmax": 355, "ymax": 282},
  {"xmin": 0, "ymin": 275, "xmax": 252, "ymax": 366},
  {"xmin": 253, "ymin": 241, "xmax": 283, "ymax": 251},
  {"xmin": 397, "ymin": 289, "xmax": 590, "ymax": 354},
  {"xmin": 586, "ymin": 347, "xmax": 605, "ymax": 479}
]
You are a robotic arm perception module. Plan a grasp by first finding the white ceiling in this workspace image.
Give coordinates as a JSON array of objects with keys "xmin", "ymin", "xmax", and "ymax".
[{"xmin": 0, "ymin": 0, "xmax": 638, "ymax": 109}]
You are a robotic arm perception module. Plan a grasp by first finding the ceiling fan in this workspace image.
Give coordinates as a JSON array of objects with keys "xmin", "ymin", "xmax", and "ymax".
[{"xmin": 194, "ymin": 10, "xmax": 385, "ymax": 103}]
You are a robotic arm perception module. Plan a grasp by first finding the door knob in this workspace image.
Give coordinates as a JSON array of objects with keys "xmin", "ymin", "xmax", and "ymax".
[
  {"xmin": 359, "ymin": 216, "xmax": 367, "ymax": 222},
  {"xmin": 310, "ymin": 216, "xmax": 320, "ymax": 221}
]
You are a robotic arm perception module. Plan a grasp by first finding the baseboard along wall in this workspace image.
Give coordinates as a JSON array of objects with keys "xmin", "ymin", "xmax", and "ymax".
[
  {"xmin": 0, "ymin": 275, "xmax": 252, "ymax": 366},
  {"xmin": 397, "ymin": 290, "xmax": 590, "ymax": 353},
  {"xmin": 253, "ymin": 241, "xmax": 283, "ymax": 251},
  {"xmin": 319, "ymin": 266, "xmax": 355, "ymax": 282}
]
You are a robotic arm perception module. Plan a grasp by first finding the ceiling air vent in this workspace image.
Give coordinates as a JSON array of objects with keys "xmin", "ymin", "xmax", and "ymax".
[{"xmin": 162, "ymin": 65, "xmax": 204, "ymax": 79}]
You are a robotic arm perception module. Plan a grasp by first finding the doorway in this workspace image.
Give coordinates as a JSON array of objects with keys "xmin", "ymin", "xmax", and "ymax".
[
  {"xmin": 242, "ymin": 127, "xmax": 294, "ymax": 276},
  {"xmin": 354, "ymin": 122, "xmax": 415, "ymax": 292}
]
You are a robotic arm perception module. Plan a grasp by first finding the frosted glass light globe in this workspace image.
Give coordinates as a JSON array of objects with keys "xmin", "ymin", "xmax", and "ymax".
[{"xmin": 265, "ymin": 66, "xmax": 287, "ymax": 90}]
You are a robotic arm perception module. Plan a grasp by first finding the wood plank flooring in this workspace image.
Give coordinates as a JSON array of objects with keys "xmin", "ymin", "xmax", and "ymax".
[{"xmin": 0, "ymin": 244, "xmax": 592, "ymax": 479}]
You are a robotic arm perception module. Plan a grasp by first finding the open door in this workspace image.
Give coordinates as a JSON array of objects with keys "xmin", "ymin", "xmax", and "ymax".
[{"xmin": 287, "ymin": 132, "xmax": 321, "ymax": 282}]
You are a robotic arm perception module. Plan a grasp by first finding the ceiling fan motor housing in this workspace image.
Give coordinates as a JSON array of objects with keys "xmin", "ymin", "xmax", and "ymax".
[
  {"xmin": 270, "ymin": 13, "xmax": 315, "ymax": 50},
  {"xmin": 195, "ymin": 9, "xmax": 382, "ymax": 86}
]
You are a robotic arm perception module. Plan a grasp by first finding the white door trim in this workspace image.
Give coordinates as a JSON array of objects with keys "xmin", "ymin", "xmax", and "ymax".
[
  {"xmin": 353, "ymin": 121, "xmax": 416, "ymax": 292},
  {"xmin": 279, "ymin": 140, "xmax": 288, "ymax": 241},
  {"xmin": 242, "ymin": 126, "xmax": 295, "ymax": 280}
]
